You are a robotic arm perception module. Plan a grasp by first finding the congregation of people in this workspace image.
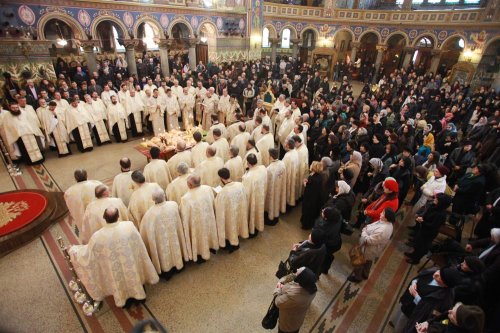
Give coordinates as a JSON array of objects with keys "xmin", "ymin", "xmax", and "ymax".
[{"xmin": 2, "ymin": 52, "xmax": 499, "ymax": 333}]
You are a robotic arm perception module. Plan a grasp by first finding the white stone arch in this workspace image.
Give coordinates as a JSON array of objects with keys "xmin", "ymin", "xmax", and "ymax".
[
  {"xmin": 357, "ymin": 29, "xmax": 382, "ymax": 44},
  {"xmin": 301, "ymin": 26, "xmax": 320, "ymax": 41},
  {"xmin": 332, "ymin": 28, "xmax": 355, "ymax": 41},
  {"xmin": 133, "ymin": 16, "xmax": 163, "ymax": 40},
  {"xmin": 37, "ymin": 12, "xmax": 88, "ymax": 41},
  {"xmin": 384, "ymin": 31, "xmax": 409, "ymax": 47},
  {"xmin": 197, "ymin": 20, "xmax": 218, "ymax": 37},
  {"xmin": 91, "ymin": 15, "xmax": 130, "ymax": 40},
  {"xmin": 440, "ymin": 34, "xmax": 468, "ymax": 51},
  {"xmin": 279, "ymin": 25, "xmax": 298, "ymax": 39},
  {"xmin": 168, "ymin": 18, "xmax": 194, "ymax": 38},
  {"xmin": 263, "ymin": 24, "xmax": 277, "ymax": 39},
  {"xmin": 412, "ymin": 32, "xmax": 438, "ymax": 49}
]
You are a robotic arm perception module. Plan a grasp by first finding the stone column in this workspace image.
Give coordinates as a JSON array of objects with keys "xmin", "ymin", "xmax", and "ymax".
[
  {"xmin": 81, "ymin": 41, "xmax": 97, "ymax": 74},
  {"xmin": 374, "ymin": 45, "xmax": 387, "ymax": 83},
  {"xmin": 291, "ymin": 39, "xmax": 300, "ymax": 59},
  {"xmin": 429, "ymin": 49, "xmax": 442, "ymax": 74},
  {"xmin": 402, "ymin": 0, "xmax": 412, "ymax": 9},
  {"xmin": 124, "ymin": 40, "xmax": 138, "ymax": 77},
  {"xmin": 350, "ymin": 42, "xmax": 360, "ymax": 63},
  {"xmin": 270, "ymin": 38, "xmax": 279, "ymax": 63},
  {"xmin": 158, "ymin": 39, "xmax": 171, "ymax": 77},
  {"xmin": 402, "ymin": 46, "xmax": 415, "ymax": 69},
  {"xmin": 187, "ymin": 38, "xmax": 198, "ymax": 71},
  {"xmin": 352, "ymin": 0, "xmax": 360, "ymax": 9}
]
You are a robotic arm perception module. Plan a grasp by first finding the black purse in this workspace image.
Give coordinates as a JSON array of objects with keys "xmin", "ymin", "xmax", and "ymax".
[
  {"xmin": 261, "ymin": 296, "xmax": 279, "ymax": 330},
  {"xmin": 275, "ymin": 259, "xmax": 291, "ymax": 279}
]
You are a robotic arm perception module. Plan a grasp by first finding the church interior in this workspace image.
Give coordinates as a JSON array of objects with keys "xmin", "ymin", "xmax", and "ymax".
[{"xmin": 0, "ymin": 0, "xmax": 499, "ymax": 332}]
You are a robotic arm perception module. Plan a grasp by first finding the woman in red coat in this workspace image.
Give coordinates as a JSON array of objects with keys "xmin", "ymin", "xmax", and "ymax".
[{"xmin": 363, "ymin": 177, "xmax": 399, "ymax": 223}]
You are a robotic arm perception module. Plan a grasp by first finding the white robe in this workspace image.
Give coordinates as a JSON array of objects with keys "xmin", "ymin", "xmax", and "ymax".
[
  {"xmin": 20, "ymin": 105, "xmax": 41, "ymax": 129},
  {"xmin": 195, "ymin": 156, "xmax": 224, "ymax": 187},
  {"xmin": 180, "ymin": 185, "xmax": 219, "ymax": 261},
  {"xmin": 243, "ymin": 147, "xmax": 262, "ymax": 170},
  {"xmin": 296, "ymin": 144, "xmax": 310, "ymax": 198},
  {"xmin": 147, "ymin": 96, "xmax": 165, "ymax": 136},
  {"xmin": 226, "ymin": 121, "xmax": 243, "ymax": 142},
  {"xmin": 256, "ymin": 133, "xmax": 275, "ymax": 167},
  {"xmin": 191, "ymin": 142, "xmax": 209, "ymax": 168},
  {"xmin": 1, "ymin": 111, "xmax": 45, "ymax": 163},
  {"xmin": 143, "ymin": 159, "xmax": 172, "ymax": 190},
  {"xmin": 278, "ymin": 117, "xmax": 295, "ymax": 147},
  {"xmin": 242, "ymin": 165, "xmax": 268, "ymax": 234},
  {"xmin": 217, "ymin": 94, "xmax": 231, "ymax": 124},
  {"xmin": 84, "ymin": 102, "xmax": 110, "ymax": 144},
  {"xmin": 111, "ymin": 171, "xmax": 134, "ymax": 206},
  {"xmin": 38, "ymin": 106, "xmax": 70, "ymax": 155},
  {"xmin": 265, "ymin": 160, "xmax": 287, "ymax": 220},
  {"xmin": 125, "ymin": 94, "xmax": 144, "ymax": 133},
  {"xmin": 165, "ymin": 173, "xmax": 190, "ymax": 206},
  {"xmin": 65, "ymin": 104, "xmax": 93, "ymax": 149},
  {"xmin": 64, "ymin": 180, "xmax": 104, "ymax": 231},
  {"xmin": 178, "ymin": 93, "xmax": 195, "ymax": 129},
  {"xmin": 140, "ymin": 201, "xmax": 189, "ymax": 273},
  {"xmin": 165, "ymin": 95, "xmax": 181, "ymax": 131},
  {"xmin": 211, "ymin": 137, "xmax": 230, "ymax": 162},
  {"xmin": 80, "ymin": 197, "xmax": 129, "ymax": 244},
  {"xmin": 283, "ymin": 149, "xmax": 300, "ymax": 206},
  {"xmin": 201, "ymin": 95, "xmax": 218, "ymax": 130},
  {"xmin": 215, "ymin": 182, "xmax": 249, "ymax": 246},
  {"xmin": 224, "ymin": 156, "xmax": 244, "ymax": 182},
  {"xmin": 107, "ymin": 102, "xmax": 128, "ymax": 140},
  {"xmin": 166, "ymin": 150, "xmax": 193, "ymax": 180},
  {"xmin": 206, "ymin": 123, "xmax": 227, "ymax": 144},
  {"xmin": 128, "ymin": 182, "xmax": 164, "ymax": 227},
  {"xmin": 231, "ymin": 132, "xmax": 251, "ymax": 159},
  {"xmin": 69, "ymin": 221, "xmax": 159, "ymax": 307}
]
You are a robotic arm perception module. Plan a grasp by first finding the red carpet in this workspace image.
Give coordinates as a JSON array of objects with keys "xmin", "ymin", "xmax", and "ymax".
[{"xmin": 0, "ymin": 191, "xmax": 47, "ymax": 237}]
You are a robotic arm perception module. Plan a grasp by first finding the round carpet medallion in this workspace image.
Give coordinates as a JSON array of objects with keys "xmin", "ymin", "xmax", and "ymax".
[{"xmin": 0, "ymin": 191, "xmax": 48, "ymax": 237}]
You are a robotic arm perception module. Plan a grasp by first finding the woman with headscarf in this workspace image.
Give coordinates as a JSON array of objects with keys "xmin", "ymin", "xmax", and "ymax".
[
  {"xmin": 275, "ymin": 267, "xmax": 317, "ymax": 333},
  {"xmin": 348, "ymin": 207, "xmax": 395, "ymax": 283},
  {"xmin": 405, "ymin": 193, "xmax": 453, "ymax": 264},
  {"xmin": 467, "ymin": 116, "xmax": 489, "ymax": 145},
  {"xmin": 300, "ymin": 162, "xmax": 325, "ymax": 230},
  {"xmin": 314, "ymin": 207, "xmax": 343, "ymax": 274},
  {"xmin": 363, "ymin": 177, "xmax": 399, "ymax": 223},
  {"xmin": 413, "ymin": 165, "xmax": 449, "ymax": 213},
  {"xmin": 340, "ymin": 150, "xmax": 363, "ymax": 188},
  {"xmin": 324, "ymin": 180, "xmax": 355, "ymax": 221},
  {"xmin": 466, "ymin": 228, "xmax": 500, "ymax": 332}
]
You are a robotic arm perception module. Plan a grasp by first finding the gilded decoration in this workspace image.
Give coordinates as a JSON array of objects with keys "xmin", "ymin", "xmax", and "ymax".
[
  {"xmin": 0, "ymin": 201, "xmax": 29, "ymax": 228},
  {"xmin": 0, "ymin": 62, "xmax": 57, "ymax": 99}
]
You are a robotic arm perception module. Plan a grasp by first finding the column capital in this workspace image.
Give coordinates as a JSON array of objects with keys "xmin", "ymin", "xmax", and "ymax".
[
  {"xmin": 376, "ymin": 45, "xmax": 388, "ymax": 52},
  {"xmin": 269, "ymin": 37, "xmax": 280, "ymax": 45},
  {"xmin": 158, "ymin": 39, "xmax": 172, "ymax": 49},
  {"xmin": 291, "ymin": 38, "xmax": 301, "ymax": 44},
  {"xmin": 123, "ymin": 39, "xmax": 139, "ymax": 51},
  {"xmin": 186, "ymin": 38, "xmax": 199, "ymax": 48}
]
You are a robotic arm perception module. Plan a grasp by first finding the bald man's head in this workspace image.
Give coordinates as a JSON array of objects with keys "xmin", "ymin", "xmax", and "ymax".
[
  {"xmin": 95, "ymin": 185, "xmax": 109, "ymax": 199},
  {"xmin": 103, "ymin": 207, "xmax": 119, "ymax": 223},
  {"xmin": 120, "ymin": 157, "xmax": 131, "ymax": 171},
  {"xmin": 74, "ymin": 169, "xmax": 88, "ymax": 182},
  {"xmin": 187, "ymin": 174, "xmax": 201, "ymax": 188},
  {"xmin": 206, "ymin": 146, "xmax": 216, "ymax": 157}
]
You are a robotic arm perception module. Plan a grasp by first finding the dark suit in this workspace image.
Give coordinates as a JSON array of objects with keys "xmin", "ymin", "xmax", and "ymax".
[{"xmin": 24, "ymin": 85, "xmax": 39, "ymax": 108}]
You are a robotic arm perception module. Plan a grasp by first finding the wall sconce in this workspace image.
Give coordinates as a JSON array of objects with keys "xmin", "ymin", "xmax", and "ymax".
[{"xmin": 200, "ymin": 36, "xmax": 207, "ymax": 43}]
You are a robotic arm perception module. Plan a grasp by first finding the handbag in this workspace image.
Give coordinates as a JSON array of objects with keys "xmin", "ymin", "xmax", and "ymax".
[
  {"xmin": 261, "ymin": 296, "xmax": 279, "ymax": 330},
  {"xmin": 349, "ymin": 244, "xmax": 366, "ymax": 266},
  {"xmin": 275, "ymin": 259, "xmax": 291, "ymax": 279}
]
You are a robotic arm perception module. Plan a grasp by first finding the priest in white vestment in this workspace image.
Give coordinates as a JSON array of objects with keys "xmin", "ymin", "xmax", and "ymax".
[
  {"xmin": 143, "ymin": 146, "xmax": 172, "ymax": 189},
  {"xmin": 64, "ymin": 169, "xmax": 104, "ymax": 231},
  {"xmin": 180, "ymin": 174, "xmax": 219, "ymax": 262},
  {"xmin": 170, "ymin": 80, "xmax": 183, "ymax": 98},
  {"xmin": 293, "ymin": 134, "xmax": 309, "ymax": 199},
  {"xmin": 270, "ymin": 94, "xmax": 286, "ymax": 134},
  {"xmin": 165, "ymin": 162, "xmax": 191, "ymax": 206},
  {"xmin": 226, "ymin": 96, "xmax": 242, "ymax": 125},
  {"xmin": 178, "ymin": 87, "xmax": 195, "ymax": 130},
  {"xmin": 201, "ymin": 88, "xmax": 218, "ymax": 130},
  {"xmin": 18, "ymin": 96, "xmax": 41, "ymax": 129},
  {"xmin": 124, "ymin": 89, "xmax": 144, "ymax": 136},
  {"xmin": 148, "ymin": 90, "xmax": 166, "ymax": 136},
  {"xmin": 217, "ymin": 89, "xmax": 230, "ymax": 124},
  {"xmin": 128, "ymin": 170, "xmax": 164, "ymax": 227},
  {"xmin": 39, "ymin": 101, "xmax": 71, "ymax": 157},
  {"xmin": 140, "ymin": 190, "xmax": 189, "ymax": 276},
  {"xmin": 211, "ymin": 128, "xmax": 230, "ymax": 162},
  {"xmin": 84, "ymin": 94, "xmax": 111, "ymax": 146},
  {"xmin": 256, "ymin": 124, "xmax": 275, "ymax": 167},
  {"xmin": 214, "ymin": 168, "xmax": 249, "ymax": 250},
  {"xmin": 164, "ymin": 88, "xmax": 181, "ymax": 131},
  {"xmin": 195, "ymin": 146, "xmax": 224, "ymax": 187},
  {"xmin": 111, "ymin": 157, "xmax": 135, "ymax": 206},
  {"xmin": 1, "ymin": 103, "xmax": 45, "ymax": 164},
  {"xmin": 265, "ymin": 148, "xmax": 287, "ymax": 225},
  {"xmin": 243, "ymin": 139, "xmax": 262, "ymax": 170},
  {"xmin": 69, "ymin": 207, "xmax": 159, "ymax": 308},
  {"xmin": 278, "ymin": 110, "xmax": 295, "ymax": 158},
  {"xmin": 231, "ymin": 123, "xmax": 251, "ymax": 159},
  {"xmin": 107, "ymin": 95, "xmax": 128, "ymax": 142},
  {"xmin": 100, "ymin": 85, "xmax": 117, "ymax": 107},
  {"xmin": 242, "ymin": 154, "xmax": 268, "ymax": 237},
  {"xmin": 224, "ymin": 146, "xmax": 244, "ymax": 182},
  {"xmin": 282, "ymin": 138, "xmax": 300, "ymax": 207},
  {"xmin": 206, "ymin": 115, "xmax": 227, "ymax": 144},
  {"xmin": 226, "ymin": 119, "xmax": 244, "ymax": 143},
  {"xmin": 65, "ymin": 97, "xmax": 94, "ymax": 152},
  {"xmin": 80, "ymin": 185, "xmax": 129, "ymax": 244},
  {"xmin": 165, "ymin": 140, "xmax": 193, "ymax": 179},
  {"xmin": 194, "ymin": 82, "xmax": 207, "ymax": 126},
  {"xmin": 191, "ymin": 131, "xmax": 209, "ymax": 168}
]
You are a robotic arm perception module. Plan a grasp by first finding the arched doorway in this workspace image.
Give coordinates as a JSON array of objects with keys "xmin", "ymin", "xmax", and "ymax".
[
  {"xmin": 43, "ymin": 19, "xmax": 78, "ymax": 50},
  {"xmin": 137, "ymin": 22, "xmax": 160, "ymax": 51},
  {"xmin": 333, "ymin": 30, "xmax": 353, "ymax": 63},
  {"xmin": 301, "ymin": 29, "xmax": 317, "ymax": 63},
  {"xmin": 358, "ymin": 32, "xmax": 379, "ymax": 64},
  {"xmin": 383, "ymin": 34, "xmax": 406, "ymax": 75},
  {"xmin": 474, "ymin": 40, "xmax": 500, "ymax": 88},
  {"xmin": 95, "ymin": 20, "xmax": 125, "ymax": 52},
  {"xmin": 438, "ymin": 36, "xmax": 465, "ymax": 76},
  {"xmin": 170, "ymin": 22, "xmax": 191, "ymax": 69},
  {"xmin": 199, "ymin": 22, "xmax": 217, "ymax": 63},
  {"xmin": 412, "ymin": 36, "xmax": 435, "ymax": 69}
]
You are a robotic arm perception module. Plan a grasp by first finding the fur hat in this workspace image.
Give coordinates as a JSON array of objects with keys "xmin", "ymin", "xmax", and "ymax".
[{"xmin": 383, "ymin": 177, "xmax": 399, "ymax": 193}]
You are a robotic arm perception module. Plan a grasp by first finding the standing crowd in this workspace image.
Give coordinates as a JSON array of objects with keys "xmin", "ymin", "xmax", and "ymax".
[{"xmin": 2, "ymin": 53, "xmax": 499, "ymax": 332}]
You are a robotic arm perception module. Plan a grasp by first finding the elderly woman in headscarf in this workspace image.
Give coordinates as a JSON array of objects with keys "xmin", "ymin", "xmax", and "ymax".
[
  {"xmin": 324, "ymin": 180, "xmax": 355, "ymax": 222},
  {"xmin": 466, "ymin": 228, "xmax": 500, "ymax": 332},
  {"xmin": 340, "ymin": 150, "xmax": 363, "ymax": 188},
  {"xmin": 363, "ymin": 177, "xmax": 399, "ymax": 223},
  {"xmin": 468, "ymin": 116, "xmax": 490, "ymax": 145},
  {"xmin": 275, "ymin": 267, "xmax": 317, "ymax": 333}
]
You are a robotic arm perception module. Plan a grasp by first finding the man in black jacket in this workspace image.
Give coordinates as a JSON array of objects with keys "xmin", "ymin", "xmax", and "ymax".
[
  {"xmin": 313, "ymin": 207, "xmax": 342, "ymax": 274},
  {"xmin": 288, "ymin": 228, "xmax": 327, "ymax": 278}
]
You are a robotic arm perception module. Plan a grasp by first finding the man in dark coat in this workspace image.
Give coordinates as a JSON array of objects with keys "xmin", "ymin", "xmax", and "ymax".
[
  {"xmin": 445, "ymin": 141, "xmax": 475, "ymax": 186},
  {"xmin": 313, "ymin": 207, "xmax": 342, "ymax": 274},
  {"xmin": 288, "ymin": 228, "xmax": 327, "ymax": 278},
  {"xmin": 452, "ymin": 164, "xmax": 486, "ymax": 217}
]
